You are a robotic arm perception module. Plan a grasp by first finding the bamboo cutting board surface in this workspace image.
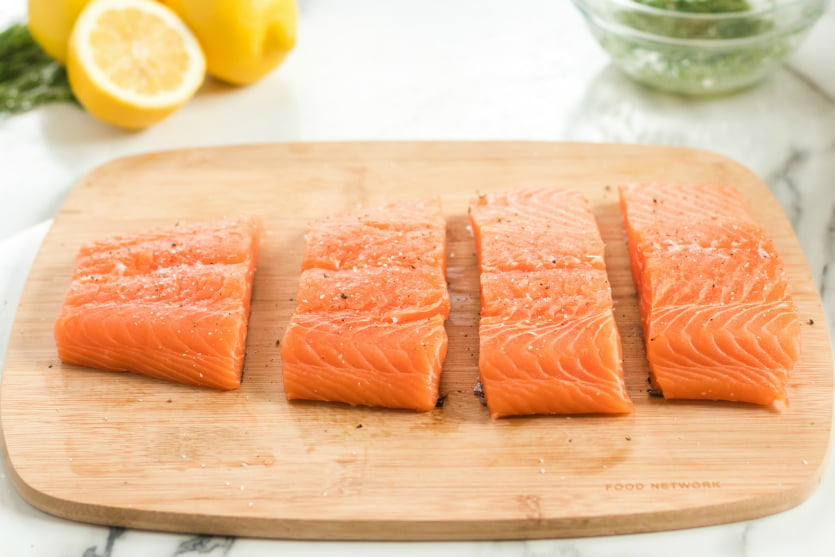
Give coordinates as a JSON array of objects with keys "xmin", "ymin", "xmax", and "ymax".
[{"xmin": 1, "ymin": 141, "xmax": 832, "ymax": 540}]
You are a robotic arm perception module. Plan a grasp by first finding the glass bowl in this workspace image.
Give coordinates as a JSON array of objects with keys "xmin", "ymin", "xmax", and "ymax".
[{"xmin": 572, "ymin": 0, "xmax": 830, "ymax": 96}]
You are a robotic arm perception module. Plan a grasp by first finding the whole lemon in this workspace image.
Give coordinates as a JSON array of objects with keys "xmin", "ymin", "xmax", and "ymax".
[
  {"xmin": 160, "ymin": 0, "xmax": 297, "ymax": 86},
  {"xmin": 28, "ymin": 0, "xmax": 94, "ymax": 63}
]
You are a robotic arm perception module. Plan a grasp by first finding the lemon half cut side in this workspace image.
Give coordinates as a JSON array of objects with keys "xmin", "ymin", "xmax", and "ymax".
[{"xmin": 67, "ymin": 0, "xmax": 206, "ymax": 130}]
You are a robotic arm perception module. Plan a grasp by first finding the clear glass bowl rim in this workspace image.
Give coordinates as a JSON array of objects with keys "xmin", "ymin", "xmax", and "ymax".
[
  {"xmin": 572, "ymin": 0, "xmax": 829, "ymax": 47},
  {"xmin": 586, "ymin": 0, "xmax": 822, "ymax": 19}
]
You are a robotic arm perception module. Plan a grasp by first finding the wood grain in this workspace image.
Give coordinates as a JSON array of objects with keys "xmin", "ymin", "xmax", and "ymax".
[{"xmin": 1, "ymin": 141, "xmax": 831, "ymax": 540}]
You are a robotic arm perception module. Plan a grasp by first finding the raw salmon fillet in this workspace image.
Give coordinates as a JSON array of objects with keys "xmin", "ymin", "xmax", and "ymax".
[
  {"xmin": 54, "ymin": 217, "xmax": 261, "ymax": 390},
  {"xmin": 470, "ymin": 188, "xmax": 633, "ymax": 418},
  {"xmin": 281, "ymin": 198, "xmax": 450, "ymax": 410},
  {"xmin": 619, "ymin": 183, "xmax": 800, "ymax": 404}
]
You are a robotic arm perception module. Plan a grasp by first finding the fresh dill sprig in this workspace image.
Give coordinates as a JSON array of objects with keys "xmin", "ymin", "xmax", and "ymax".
[{"xmin": 0, "ymin": 23, "xmax": 77, "ymax": 115}]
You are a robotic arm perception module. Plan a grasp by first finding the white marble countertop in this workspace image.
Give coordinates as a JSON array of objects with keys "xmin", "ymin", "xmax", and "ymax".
[{"xmin": 2, "ymin": 0, "xmax": 835, "ymax": 555}]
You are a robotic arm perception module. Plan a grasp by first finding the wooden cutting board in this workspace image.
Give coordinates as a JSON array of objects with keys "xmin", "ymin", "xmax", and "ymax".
[{"xmin": 1, "ymin": 142, "xmax": 832, "ymax": 540}]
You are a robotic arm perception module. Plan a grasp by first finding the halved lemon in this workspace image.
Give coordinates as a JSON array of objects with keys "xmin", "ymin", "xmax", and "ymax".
[{"xmin": 66, "ymin": 0, "xmax": 206, "ymax": 130}]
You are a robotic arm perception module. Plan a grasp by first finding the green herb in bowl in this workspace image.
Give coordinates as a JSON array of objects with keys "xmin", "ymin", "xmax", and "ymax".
[
  {"xmin": 621, "ymin": 0, "xmax": 774, "ymax": 39},
  {"xmin": 634, "ymin": 0, "xmax": 753, "ymax": 12}
]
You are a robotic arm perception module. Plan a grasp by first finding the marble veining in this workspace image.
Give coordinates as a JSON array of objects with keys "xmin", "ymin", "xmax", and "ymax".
[
  {"xmin": 81, "ymin": 528, "xmax": 124, "ymax": 557},
  {"xmin": 1, "ymin": 0, "xmax": 835, "ymax": 555},
  {"xmin": 767, "ymin": 147, "xmax": 809, "ymax": 230},
  {"xmin": 77, "ymin": 531, "xmax": 237, "ymax": 557},
  {"xmin": 787, "ymin": 65, "xmax": 835, "ymax": 105},
  {"xmin": 820, "ymin": 206, "xmax": 835, "ymax": 301},
  {"xmin": 170, "ymin": 536, "xmax": 235, "ymax": 556}
]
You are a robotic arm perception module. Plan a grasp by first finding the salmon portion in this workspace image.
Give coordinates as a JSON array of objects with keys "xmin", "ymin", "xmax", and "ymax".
[
  {"xmin": 72, "ymin": 220, "xmax": 259, "ymax": 276},
  {"xmin": 619, "ymin": 183, "xmax": 800, "ymax": 404},
  {"xmin": 470, "ymin": 189, "xmax": 606, "ymax": 273},
  {"xmin": 281, "ymin": 199, "xmax": 450, "ymax": 411},
  {"xmin": 281, "ymin": 314, "xmax": 448, "ymax": 410},
  {"xmin": 54, "ymin": 217, "xmax": 261, "ymax": 390},
  {"xmin": 470, "ymin": 188, "xmax": 633, "ymax": 418},
  {"xmin": 294, "ymin": 266, "xmax": 449, "ymax": 322},
  {"xmin": 302, "ymin": 198, "xmax": 446, "ymax": 272}
]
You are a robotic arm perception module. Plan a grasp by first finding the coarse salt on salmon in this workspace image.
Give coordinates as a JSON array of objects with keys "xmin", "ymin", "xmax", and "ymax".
[
  {"xmin": 619, "ymin": 183, "xmax": 800, "ymax": 405},
  {"xmin": 280, "ymin": 198, "xmax": 450, "ymax": 411},
  {"xmin": 54, "ymin": 217, "xmax": 261, "ymax": 390},
  {"xmin": 470, "ymin": 188, "xmax": 633, "ymax": 418}
]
